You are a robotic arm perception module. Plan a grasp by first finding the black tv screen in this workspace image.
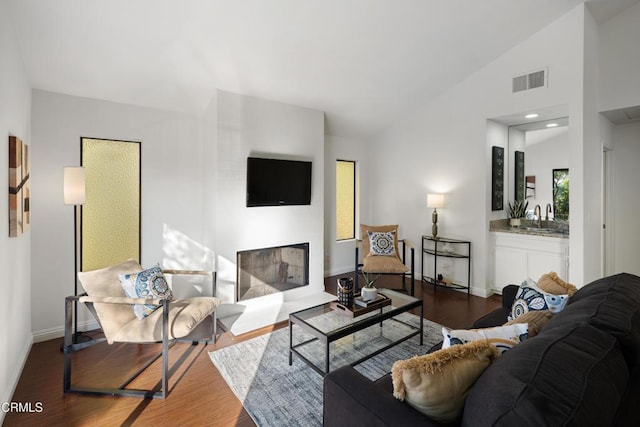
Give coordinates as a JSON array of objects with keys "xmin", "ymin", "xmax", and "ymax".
[{"xmin": 246, "ymin": 157, "xmax": 312, "ymax": 207}]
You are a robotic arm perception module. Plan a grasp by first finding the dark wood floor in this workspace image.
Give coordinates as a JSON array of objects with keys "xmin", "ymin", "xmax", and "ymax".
[{"xmin": 4, "ymin": 275, "xmax": 500, "ymax": 427}]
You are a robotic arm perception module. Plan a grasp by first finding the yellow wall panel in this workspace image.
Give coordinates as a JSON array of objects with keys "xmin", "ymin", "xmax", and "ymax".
[
  {"xmin": 81, "ymin": 138, "xmax": 140, "ymax": 271},
  {"xmin": 336, "ymin": 160, "xmax": 355, "ymax": 240}
]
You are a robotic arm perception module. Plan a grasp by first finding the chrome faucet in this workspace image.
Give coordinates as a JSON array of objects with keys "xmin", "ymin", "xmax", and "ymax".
[
  {"xmin": 534, "ymin": 205, "xmax": 542, "ymax": 228},
  {"xmin": 545, "ymin": 203, "xmax": 553, "ymax": 221}
]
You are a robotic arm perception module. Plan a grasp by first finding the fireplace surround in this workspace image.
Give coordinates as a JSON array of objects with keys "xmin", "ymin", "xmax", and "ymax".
[{"xmin": 237, "ymin": 243, "xmax": 310, "ymax": 302}]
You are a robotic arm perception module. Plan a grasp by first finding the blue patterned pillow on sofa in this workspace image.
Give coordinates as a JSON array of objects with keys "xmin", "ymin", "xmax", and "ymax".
[
  {"xmin": 509, "ymin": 279, "xmax": 568, "ymax": 321},
  {"xmin": 119, "ymin": 265, "xmax": 173, "ymax": 319}
]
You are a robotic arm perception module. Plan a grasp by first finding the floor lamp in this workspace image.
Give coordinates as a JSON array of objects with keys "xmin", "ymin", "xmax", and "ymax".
[{"xmin": 64, "ymin": 167, "xmax": 91, "ymax": 344}]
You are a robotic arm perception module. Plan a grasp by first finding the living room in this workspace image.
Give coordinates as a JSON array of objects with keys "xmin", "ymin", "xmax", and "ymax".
[{"xmin": 2, "ymin": 0, "xmax": 640, "ymax": 425}]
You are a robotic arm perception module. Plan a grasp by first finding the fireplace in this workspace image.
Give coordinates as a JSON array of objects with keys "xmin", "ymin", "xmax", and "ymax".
[{"xmin": 236, "ymin": 243, "xmax": 309, "ymax": 302}]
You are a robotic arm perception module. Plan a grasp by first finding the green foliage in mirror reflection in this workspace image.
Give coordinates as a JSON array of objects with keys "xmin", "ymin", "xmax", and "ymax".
[{"xmin": 553, "ymin": 169, "xmax": 569, "ymax": 221}]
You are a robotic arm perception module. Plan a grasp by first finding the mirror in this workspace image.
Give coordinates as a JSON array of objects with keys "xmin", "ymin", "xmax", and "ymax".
[{"xmin": 508, "ymin": 118, "xmax": 569, "ymax": 221}]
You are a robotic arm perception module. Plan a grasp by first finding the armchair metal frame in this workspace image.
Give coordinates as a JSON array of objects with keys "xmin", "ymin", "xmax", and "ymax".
[
  {"xmin": 63, "ymin": 269, "xmax": 217, "ymax": 399},
  {"xmin": 355, "ymin": 239, "xmax": 415, "ymax": 296}
]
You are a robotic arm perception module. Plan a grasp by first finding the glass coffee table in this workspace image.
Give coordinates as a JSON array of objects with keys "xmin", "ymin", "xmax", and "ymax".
[{"xmin": 289, "ymin": 288, "xmax": 423, "ymax": 375}]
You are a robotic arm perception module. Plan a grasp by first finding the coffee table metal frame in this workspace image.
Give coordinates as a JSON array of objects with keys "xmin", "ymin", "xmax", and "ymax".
[{"xmin": 288, "ymin": 288, "xmax": 423, "ymax": 376}]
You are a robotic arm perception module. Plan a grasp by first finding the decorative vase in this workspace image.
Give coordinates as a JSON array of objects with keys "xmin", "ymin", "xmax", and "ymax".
[
  {"xmin": 337, "ymin": 277, "xmax": 354, "ymax": 307},
  {"xmin": 361, "ymin": 286, "xmax": 378, "ymax": 302},
  {"xmin": 510, "ymin": 218, "xmax": 521, "ymax": 227}
]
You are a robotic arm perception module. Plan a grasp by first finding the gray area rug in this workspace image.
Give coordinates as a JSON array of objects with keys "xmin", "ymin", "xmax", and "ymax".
[{"xmin": 209, "ymin": 312, "xmax": 443, "ymax": 426}]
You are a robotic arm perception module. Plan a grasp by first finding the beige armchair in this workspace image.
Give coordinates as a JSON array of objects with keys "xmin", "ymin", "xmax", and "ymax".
[
  {"xmin": 63, "ymin": 259, "xmax": 220, "ymax": 399},
  {"xmin": 355, "ymin": 224, "xmax": 415, "ymax": 295}
]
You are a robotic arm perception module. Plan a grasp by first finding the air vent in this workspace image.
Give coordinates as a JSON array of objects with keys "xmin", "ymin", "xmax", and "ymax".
[{"xmin": 512, "ymin": 68, "xmax": 547, "ymax": 93}]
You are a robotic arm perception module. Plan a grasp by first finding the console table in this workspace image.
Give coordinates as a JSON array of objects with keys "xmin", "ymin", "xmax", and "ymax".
[{"xmin": 421, "ymin": 236, "xmax": 471, "ymax": 294}]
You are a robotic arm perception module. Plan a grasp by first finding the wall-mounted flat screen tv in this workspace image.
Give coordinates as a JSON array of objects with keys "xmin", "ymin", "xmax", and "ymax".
[{"xmin": 246, "ymin": 157, "xmax": 312, "ymax": 207}]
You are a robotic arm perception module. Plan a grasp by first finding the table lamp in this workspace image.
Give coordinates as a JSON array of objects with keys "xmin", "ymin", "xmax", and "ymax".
[{"xmin": 427, "ymin": 193, "xmax": 445, "ymax": 239}]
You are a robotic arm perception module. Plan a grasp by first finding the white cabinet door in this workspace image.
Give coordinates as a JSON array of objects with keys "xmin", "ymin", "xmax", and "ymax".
[
  {"xmin": 528, "ymin": 251, "xmax": 568, "ymax": 283},
  {"xmin": 494, "ymin": 246, "xmax": 527, "ymax": 290},
  {"xmin": 492, "ymin": 232, "xmax": 569, "ymax": 293}
]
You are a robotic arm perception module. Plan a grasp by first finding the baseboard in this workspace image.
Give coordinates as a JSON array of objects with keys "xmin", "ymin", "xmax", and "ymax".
[
  {"xmin": 32, "ymin": 319, "xmax": 100, "ymax": 343},
  {"xmin": 470, "ymin": 286, "xmax": 493, "ymax": 298},
  {"xmin": 0, "ymin": 334, "xmax": 33, "ymax": 425}
]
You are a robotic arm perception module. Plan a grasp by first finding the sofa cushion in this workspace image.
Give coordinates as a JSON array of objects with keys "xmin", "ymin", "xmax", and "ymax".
[
  {"xmin": 463, "ymin": 323, "xmax": 629, "ymax": 426},
  {"xmin": 78, "ymin": 259, "xmax": 142, "ymax": 338},
  {"xmin": 111, "ymin": 297, "xmax": 218, "ymax": 343},
  {"xmin": 547, "ymin": 273, "xmax": 640, "ymax": 370},
  {"xmin": 361, "ymin": 254, "xmax": 409, "ymax": 274},
  {"xmin": 473, "ymin": 307, "xmax": 511, "ymax": 329},
  {"xmin": 392, "ymin": 340, "xmax": 499, "ymax": 424},
  {"xmin": 614, "ymin": 365, "xmax": 640, "ymax": 425},
  {"xmin": 324, "ymin": 366, "xmax": 434, "ymax": 427}
]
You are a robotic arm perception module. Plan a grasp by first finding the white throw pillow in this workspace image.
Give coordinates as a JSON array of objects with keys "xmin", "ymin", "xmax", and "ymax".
[{"xmin": 442, "ymin": 324, "xmax": 529, "ymax": 354}]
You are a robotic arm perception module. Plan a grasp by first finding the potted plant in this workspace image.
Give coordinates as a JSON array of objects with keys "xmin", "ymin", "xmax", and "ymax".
[
  {"xmin": 360, "ymin": 271, "xmax": 380, "ymax": 301},
  {"xmin": 508, "ymin": 200, "xmax": 528, "ymax": 227}
]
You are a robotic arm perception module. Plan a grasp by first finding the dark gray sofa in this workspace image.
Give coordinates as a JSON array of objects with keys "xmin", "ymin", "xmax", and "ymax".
[{"xmin": 323, "ymin": 273, "xmax": 640, "ymax": 426}]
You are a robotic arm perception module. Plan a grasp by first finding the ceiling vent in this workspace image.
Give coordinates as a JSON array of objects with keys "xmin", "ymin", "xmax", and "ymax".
[{"xmin": 512, "ymin": 68, "xmax": 547, "ymax": 93}]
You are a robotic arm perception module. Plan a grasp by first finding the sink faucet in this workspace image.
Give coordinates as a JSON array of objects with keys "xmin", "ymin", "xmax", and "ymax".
[
  {"xmin": 545, "ymin": 203, "xmax": 553, "ymax": 221},
  {"xmin": 534, "ymin": 205, "xmax": 542, "ymax": 228}
]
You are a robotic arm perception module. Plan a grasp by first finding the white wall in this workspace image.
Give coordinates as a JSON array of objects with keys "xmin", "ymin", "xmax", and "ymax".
[
  {"xmin": 0, "ymin": 0, "xmax": 32, "ymax": 416},
  {"xmin": 367, "ymin": 6, "xmax": 585, "ymax": 295},
  {"xmin": 324, "ymin": 135, "xmax": 370, "ymax": 276},
  {"xmin": 525, "ymin": 129, "xmax": 569, "ymax": 212},
  {"xmin": 507, "ymin": 127, "xmax": 525, "ymax": 210},
  {"xmin": 580, "ymin": 8, "xmax": 604, "ymax": 283},
  {"xmin": 611, "ymin": 122, "xmax": 640, "ymax": 275},
  {"xmin": 31, "ymin": 90, "xmax": 204, "ymax": 340},
  {"xmin": 212, "ymin": 90, "xmax": 325, "ymax": 304},
  {"xmin": 599, "ymin": 1, "xmax": 640, "ymax": 112},
  {"xmin": 596, "ymin": 0, "xmax": 640, "ymax": 280},
  {"xmin": 486, "ymin": 120, "xmax": 509, "ymax": 222}
]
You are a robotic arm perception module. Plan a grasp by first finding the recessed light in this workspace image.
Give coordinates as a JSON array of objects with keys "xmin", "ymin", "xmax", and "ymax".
[
  {"xmin": 546, "ymin": 123, "xmax": 558, "ymax": 128},
  {"xmin": 525, "ymin": 113, "xmax": 539, "ymax": 119}
]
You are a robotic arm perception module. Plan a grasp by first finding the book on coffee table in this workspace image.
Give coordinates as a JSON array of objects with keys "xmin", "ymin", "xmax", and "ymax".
[
  {"xmin": 329, "ymin": 293, "xmax": 391, "ymax": 318},
  {"xmin": 354, "ymin": 294, "xmax": 387, "ymax": 307}
]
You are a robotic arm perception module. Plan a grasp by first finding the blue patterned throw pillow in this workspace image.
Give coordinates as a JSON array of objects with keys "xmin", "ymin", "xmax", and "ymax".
[
  {"xmin": 119, "ymin": 265, "xmax": 173, "ymax": 319},
  {"xmin": 368, "ymin": 230, "xmax": 397, "ymax": 256},
  {"xmin": 509, "ymin": 278, "xmax": 568, "ymax": 321}
]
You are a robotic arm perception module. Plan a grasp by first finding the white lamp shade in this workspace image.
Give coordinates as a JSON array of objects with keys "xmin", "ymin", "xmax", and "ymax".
[
  {"xmin": 64, "ymin": 167, "xmax": 86, "ymax": 205},
  {"xmin": 427, "ymin": 193, "xmax": 445, "ymax": 209}
]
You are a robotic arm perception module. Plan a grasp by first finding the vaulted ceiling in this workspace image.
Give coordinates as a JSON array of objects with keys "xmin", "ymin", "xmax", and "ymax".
[{"xmin": 7, "ymin": 0, "xmax": 638, "ymax": 138}]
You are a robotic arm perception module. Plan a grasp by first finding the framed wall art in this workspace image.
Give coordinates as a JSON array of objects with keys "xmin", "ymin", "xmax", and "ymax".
[{"xmin": 9, "ymin": 136, "xmax": 30, "ymax": 237}]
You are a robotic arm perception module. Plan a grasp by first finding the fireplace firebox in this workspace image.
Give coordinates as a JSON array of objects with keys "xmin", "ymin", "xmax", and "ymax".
[{"xmin": 236, "ymin": 243, "xmax": 309, "ymax": 302}]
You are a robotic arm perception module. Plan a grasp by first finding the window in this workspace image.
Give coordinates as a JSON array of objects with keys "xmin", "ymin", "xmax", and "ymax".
[
  {"xmin": 336, "ymin": 160, "xmax": 356, "ymax": 240},
  {"xmin": 553, "ymin": 168, "xmax": 569, "ymax": 221}
]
